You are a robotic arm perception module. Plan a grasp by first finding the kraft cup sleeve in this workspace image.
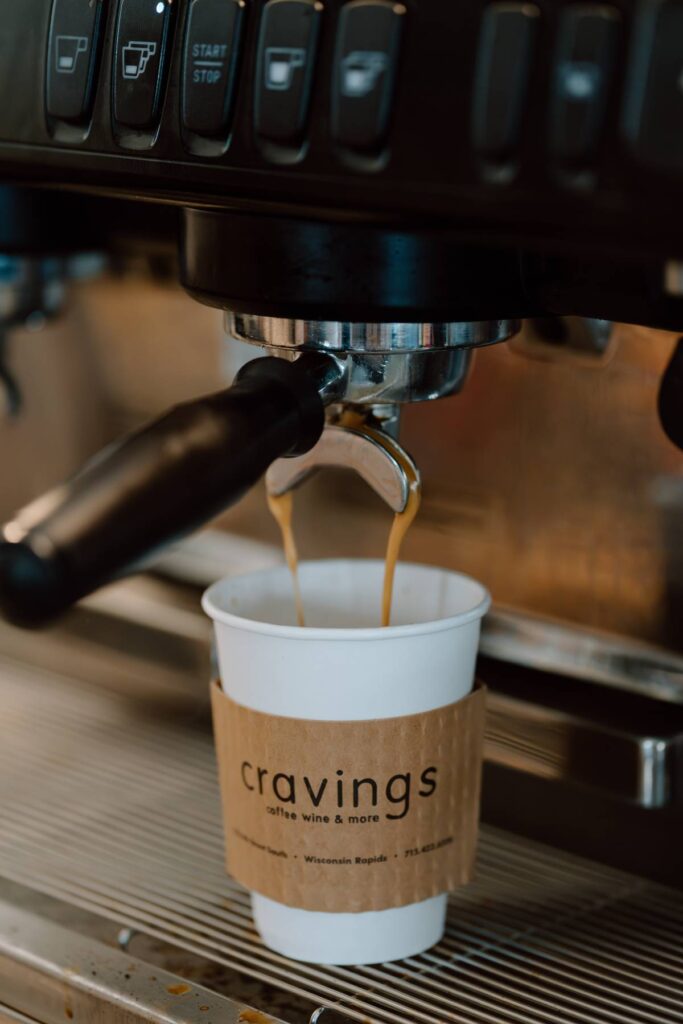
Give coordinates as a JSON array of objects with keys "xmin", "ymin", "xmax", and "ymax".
[{"xmin": 210, "ymin": 680, "xmax": 487, "ymax": 913}]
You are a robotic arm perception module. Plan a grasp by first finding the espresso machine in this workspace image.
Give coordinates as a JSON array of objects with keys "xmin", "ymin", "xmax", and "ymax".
[{"xmin": 0, "ymin": 1, "xmax": 682, "ymax": 1021}]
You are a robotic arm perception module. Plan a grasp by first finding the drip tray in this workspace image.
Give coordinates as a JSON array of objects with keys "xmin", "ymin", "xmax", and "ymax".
[{"xmin": 1, "ymin": 658, "xmax": 682, "ymax": 1024}]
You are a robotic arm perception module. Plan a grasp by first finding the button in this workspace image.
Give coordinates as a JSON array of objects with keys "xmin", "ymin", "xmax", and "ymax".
[
  {"xmin": 255, "ymin": 0, "xmax": 322, "ymax": 146},
  {"xmin": 46, "ymin": 0, "xmax": 106, "ymax": 123},
  {"xmin": 550, "ymin": 5, "xmax": 620, "ymax": 163},
  {"xmin": 182, "ymin": 0, "xmax": 246, "ymax": 137},
  {"xmin": 113, "ymin": 0, "xmax": 174, "ymax": 129},
  {"xmin": 623, "ymin": 0, "xmax": 683, "ymax": 171},
  {"xmin": 331, "ymin": 0, "xmax": 404, "ymax": 152},
  {"xmin": 472, "ymin": 2, "xmax": 540, "ymax": 161}
]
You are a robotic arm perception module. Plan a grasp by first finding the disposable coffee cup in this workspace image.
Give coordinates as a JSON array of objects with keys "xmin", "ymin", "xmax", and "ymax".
[{"xmin": 203, "ymin": 559, "xmax": 490, "ymax": 965}]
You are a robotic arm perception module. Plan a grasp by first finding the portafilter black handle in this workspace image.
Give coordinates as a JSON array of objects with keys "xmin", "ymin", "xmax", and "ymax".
[{"xmin": 0, "ymin": 356, "xmax": 330, "ymax": 627}]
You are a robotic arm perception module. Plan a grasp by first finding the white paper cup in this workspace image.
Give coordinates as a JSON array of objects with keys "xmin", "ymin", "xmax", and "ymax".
[{"xmin": 203, "ymin": 558, "xmax": 490, "ymax": 965}]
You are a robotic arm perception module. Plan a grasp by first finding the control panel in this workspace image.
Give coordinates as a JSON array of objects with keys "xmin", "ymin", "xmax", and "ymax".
[{"xmin": 0, "ymin": 0, "xmax": 683, "ymax": 256}]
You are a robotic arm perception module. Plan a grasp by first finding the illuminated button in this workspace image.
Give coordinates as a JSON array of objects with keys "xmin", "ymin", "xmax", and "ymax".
[
  {"xmin": 113, "ymin": 0, "xmax": 175, "ymax": 130},
  {"xmin": 550, "ymin": 5, "xmax": 620, "ymax": 163}
]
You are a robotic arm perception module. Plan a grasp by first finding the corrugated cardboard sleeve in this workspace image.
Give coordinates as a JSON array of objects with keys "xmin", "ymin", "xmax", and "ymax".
[{"xmin": 211, "ymin": 680, "xmax": 487, "ymax": 913}]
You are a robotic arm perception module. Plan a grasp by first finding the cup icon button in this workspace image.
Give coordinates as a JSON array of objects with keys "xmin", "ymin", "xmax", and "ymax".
[
  {"xmin": 255, "ymin": 0, "xmax": 322, "ymax": 145},
  {"xmin": 265, "ymin": 47, "xmax": 306, "ymax": 91},
  {"xmin": 55, "ymin": 35, "xmax": 89, "ymax": 74},
  {"xmin": 340, "ymin": 50, "xmax": 388, "ymax": 98},
  {"xmin": 47, "ymin": 0, "xmax": 103, "ymax": 123},
  {"xmin": 121, "ymin": 40, "xmax": 158, "ymax": 80}
]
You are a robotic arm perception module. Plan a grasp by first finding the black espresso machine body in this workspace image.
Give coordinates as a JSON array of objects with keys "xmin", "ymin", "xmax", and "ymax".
[
  {"xmin": 1, "ymin": 0, "xmax": 683, "ymax": 322},
  {"xmin": 0, "ymin": 1, "xmax": 682, "ymax": 253},
  {"xmin": 0, "ymin": 0, "xmax": 681, "ymax": 623}
]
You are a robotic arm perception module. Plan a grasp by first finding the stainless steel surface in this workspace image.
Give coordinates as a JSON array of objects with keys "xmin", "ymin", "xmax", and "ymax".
[
  {"xmin": 484, "ymin": 689, "xmax": 682, "ymax": 807},
  {"xmin": 229, "ymin": 315, "xmax": 488, "ymax": 403},
  {"xmin": 283, "ymin": 347, "xmax": 474, "ymax": 404},
  {"xmin": 152, "ymin": 532, "xmax": 283, "ymax": 586},
  {"xmin": 292, "ymin": 351, "xmax": 348, "ymax": 405},
  {"xmin": 480, "ymin": 607, "xmax": 683, "ymax": 703},
  {"xmin": 310, "ymin": 1012, "xmax": 359, "ymax": 1023},
  {"xmin": 0, "ymin": 903, "xmax": 286, "ymax": 1024},
  {"xmin": 0, "ymin": 1007, "xmax": 40, "ymax": 1024},
  {"xmin": 229, "ymin": 316, "xmax": 521, "ymax": 352},
  {"xmin": 522, "ymin": 318, "xmax": 616, "ymax": 360},
  {"xmin": 266, "ymin": 424, "xmax": 418, "ymax": 513},
  {"xmin": 362, "ymin": 403, "xmax": 401, "ymax": 439},
  {"xmin": 564, "ymin": 318, "xmax": 615, "ymax": 357},
  {"xmin": 0, "ymin": 574, "xmax": 213, "ymax": 704},
  {"xmin": 116, "ymin": 926, "xmax": 137, "ymax": 950},
  {"xmin": 1, "ymin": 658, "xmax": 683, "ymax": 1024}
]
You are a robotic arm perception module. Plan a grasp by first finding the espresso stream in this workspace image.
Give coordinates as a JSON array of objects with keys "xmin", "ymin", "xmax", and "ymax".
[
  {"xmin": 266, "ymin": 490, "xmax": 306, "ymax": 628},
  {"xmin": 381, "ymin": 468, "xmax": 421, "ymax": 627},
  {"xmin": 268, "ymin": 438, "xmax": 421, "ymax": 628}
]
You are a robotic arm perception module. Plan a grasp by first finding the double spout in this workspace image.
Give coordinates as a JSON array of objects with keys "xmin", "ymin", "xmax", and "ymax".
[{"xmin": 266, "ymin": 418, "xmax": 419, "ymax": 515}]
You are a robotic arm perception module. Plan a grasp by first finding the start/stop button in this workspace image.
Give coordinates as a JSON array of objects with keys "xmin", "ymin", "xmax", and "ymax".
[{"xmin": 182, "ymin": 0, "xmax": 246, "ymax": 138}]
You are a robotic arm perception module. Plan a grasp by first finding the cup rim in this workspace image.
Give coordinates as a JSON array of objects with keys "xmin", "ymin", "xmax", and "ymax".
[{"xmin": 202, "ymin": 558, "xmax": 491, "ymax": 641}]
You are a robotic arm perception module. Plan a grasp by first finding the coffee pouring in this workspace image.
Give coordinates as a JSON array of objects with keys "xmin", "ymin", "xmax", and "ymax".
[
  {"xmin": 0, "ymin": 305, "xmax": 511, "ymax": 626},
  {"xmin": 266, "ymin": 413, "xmax": 421, "ymax": 626}
]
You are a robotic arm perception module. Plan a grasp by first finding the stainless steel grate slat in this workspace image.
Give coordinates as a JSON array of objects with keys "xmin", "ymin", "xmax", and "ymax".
[{"xmin": 1, "ymin": 660, "xmax": 682, "ymax": 1024}]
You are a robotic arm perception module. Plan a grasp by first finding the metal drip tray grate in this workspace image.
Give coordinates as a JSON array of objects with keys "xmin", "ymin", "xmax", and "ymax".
[{"xmin": 1, "ymin": 659, "xmax": 682, "ymax": 1024}]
